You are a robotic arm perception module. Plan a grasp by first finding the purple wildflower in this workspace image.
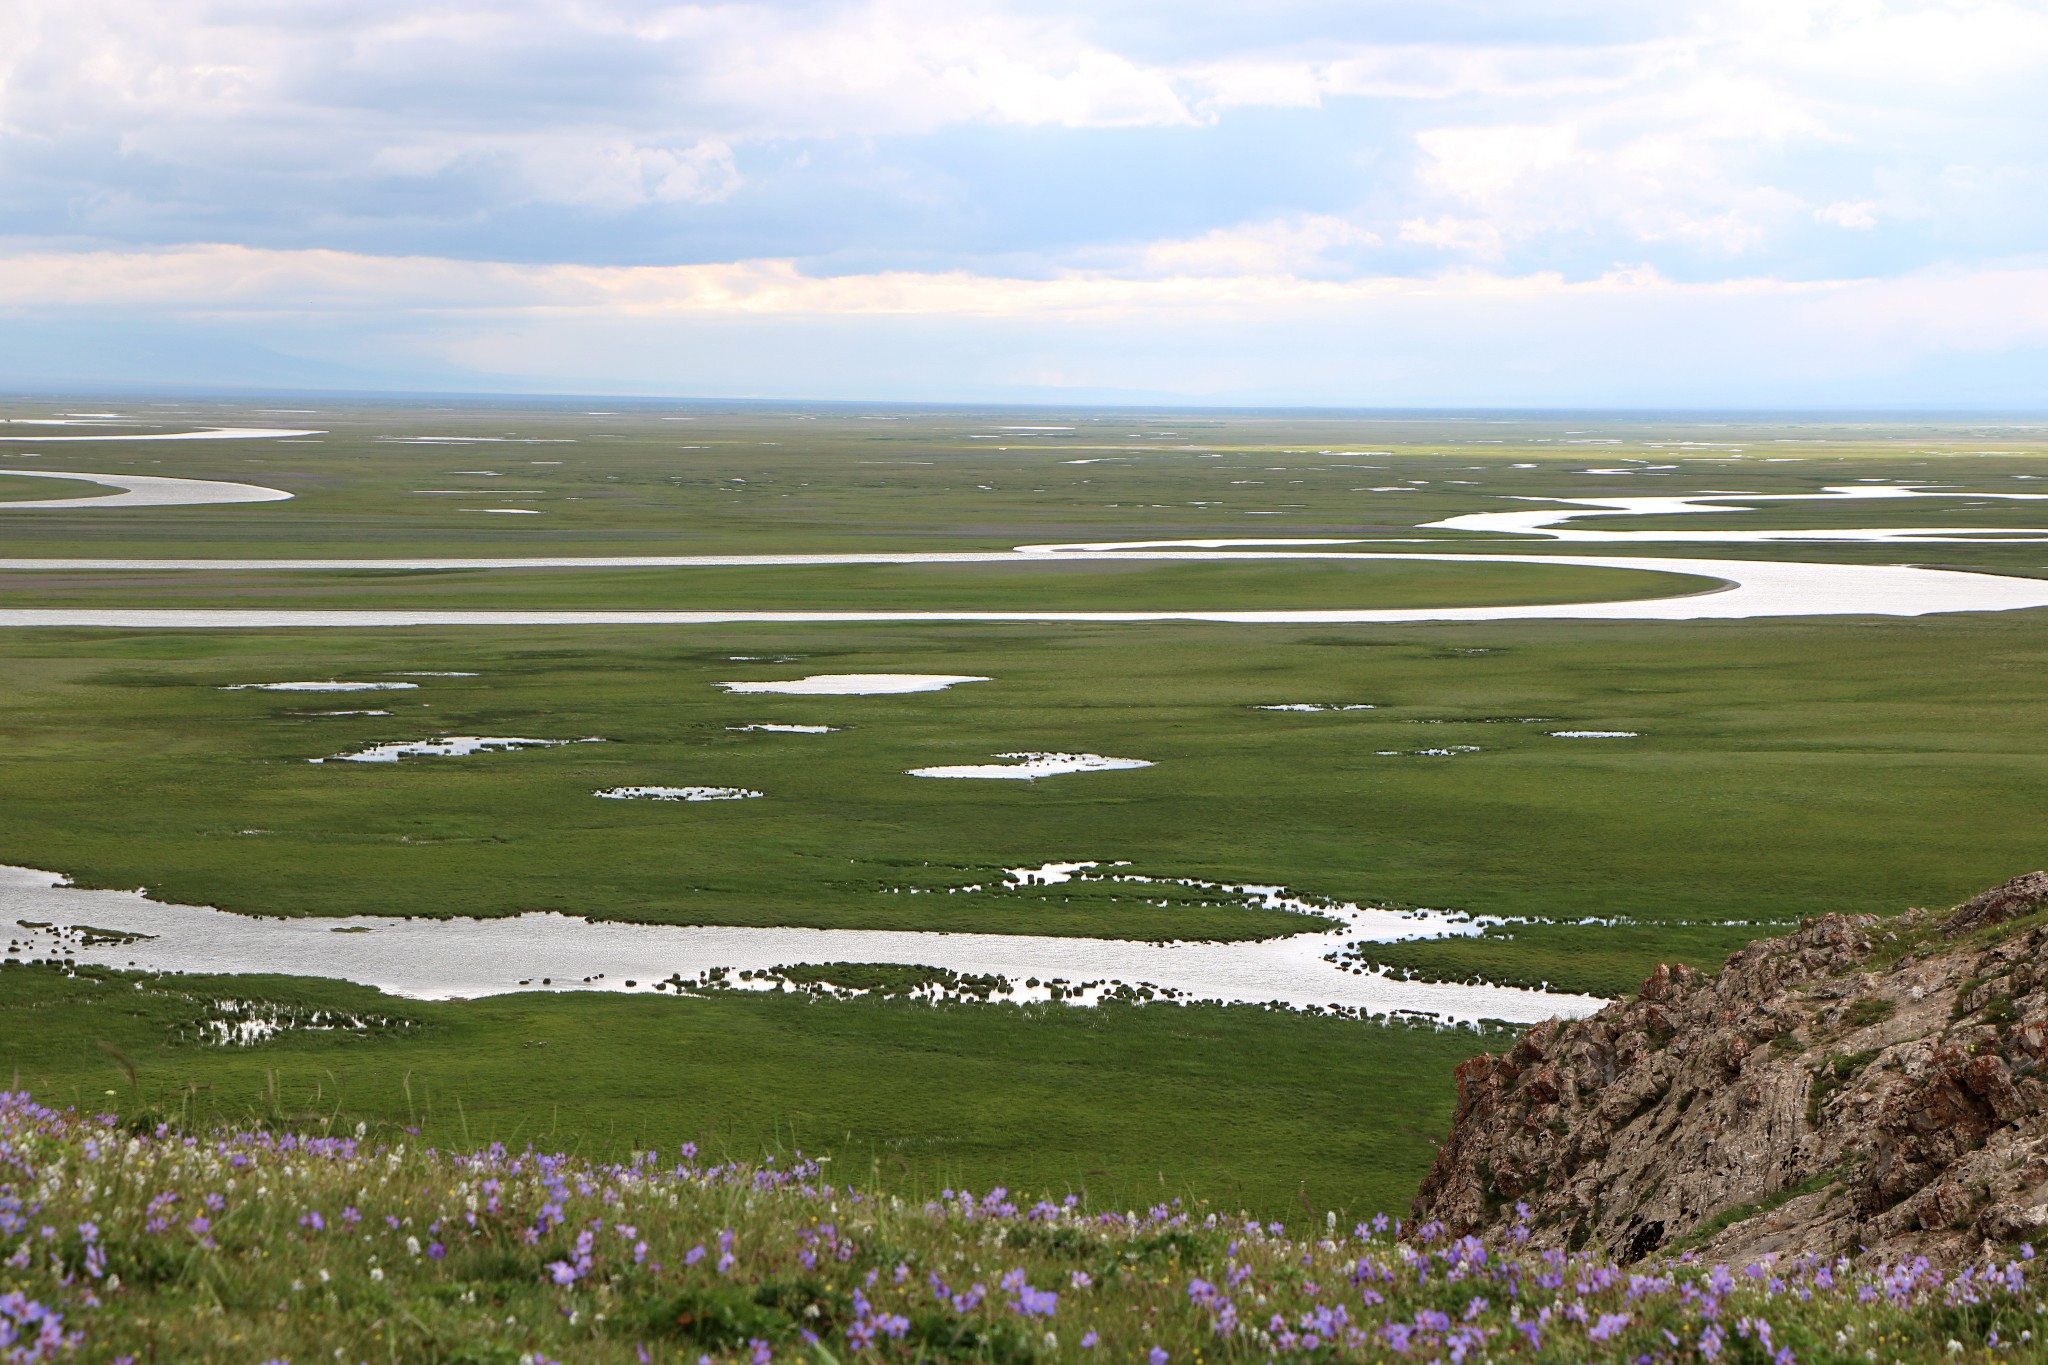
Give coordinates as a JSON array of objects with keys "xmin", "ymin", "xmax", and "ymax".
[
  {"xmin": 0, "ymin": 1293, "xmax": 81, "ymax": 1364},
  {"xmin": 1588, "ymin": 1311, "xmax": 1631, "ymax": 1341}
]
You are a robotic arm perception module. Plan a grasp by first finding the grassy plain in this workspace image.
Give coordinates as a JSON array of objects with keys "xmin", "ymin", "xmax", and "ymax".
[
  {"xmin": 4, "ymin": 400, "xmax": 2046, "ymax": 561},
  {"xmin": 0, "ymin": 963, "xmax": 1488, "ymax": 1218},
  {"xmin": 6, "ymin": 613, "xmax": 2048, "ymax": 946},
  {"xmin": 7, "ymin": 399, "xmax": 2048, "ymax": 1217},
  {"xmin": 0, "ymin": 557, "xmax": 1707, "ymax": 611}
]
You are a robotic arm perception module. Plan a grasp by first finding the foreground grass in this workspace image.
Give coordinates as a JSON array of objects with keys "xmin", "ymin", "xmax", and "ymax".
[
  {"xmin": 3, "ymin": 1092, "xmax": 2041, "ymax": 1364},
  {"xmin": 0, "ymin": 965, "xmax": 1492, "ymax": 1220}
]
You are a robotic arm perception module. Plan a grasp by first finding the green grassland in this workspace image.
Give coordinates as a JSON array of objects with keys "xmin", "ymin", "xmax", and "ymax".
[
  {"xmin": 0, "ymin": 557, "xmax": 1709, "ymax": 611},
  {"xmin": 1349, "ymin": 922, "xmax": 1771, "ymax": 1000},
  {"xmin": 0, "ymin": 963, "xmax": 1491, "ymax": 1219},
  {"xmin": 3, "ymin": 400, "xmax": 2047, "ymax": 561},
  {"xmin": 0, "ymin": 472, "xmax": 100, "ymax": 501},
  {"xmin": 7, "ymin": 400, "xmax": 2048, "ymax": 1222},
  {"xmin": 5, "ymin": 612, "xmax": 2048, "ymax": 947}
]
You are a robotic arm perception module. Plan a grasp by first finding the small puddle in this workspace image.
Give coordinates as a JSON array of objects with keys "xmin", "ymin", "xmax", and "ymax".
[
  {"xmin": 1251, "ymin": 704, "xmax": 1376, "ymax": 712},
  {"xmin": 908, "ymin": 752, "xmax": 1153, "ymax": 781},
  {"xmin": 718, "ymin": 674, "xmax": 990, "ymax": 695},
  {"xmin": 595, "ymin": 786, "xmax": 762, "ymax": 802},
  {"xmin": 224, "ymin": 682, "xmax": 418, "ymax": 693},
  {"xmin": 309, "ymin": 736, "xmax": 600, "ymax": 764}
]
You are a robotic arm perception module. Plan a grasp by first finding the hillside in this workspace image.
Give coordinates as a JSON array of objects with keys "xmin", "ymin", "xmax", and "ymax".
[{"xmin": 1414, "ymin": 873, "xmax": 2048, "ymax": 1268}]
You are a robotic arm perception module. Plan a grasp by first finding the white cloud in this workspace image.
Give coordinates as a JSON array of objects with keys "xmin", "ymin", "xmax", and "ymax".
[
  {"xmin": 4, "ymin": 239, "xmax": 2046, "ymax": 403},
  {"xmin": 419, "ymin": 258, "xmax": 2048, "ymax": 403},
  {"xmin": 1415, "ymin": 123, "xmax": 1583, "ymax": 209},
  {"xmin": 5, "ymin": 241, "xmax": 2045, "ymax": 339},
  {"xmin": 1816, "ymin": 199, "xmax": 1879, "ymax": 229},
  {"xmin": 1130, "ymin": 215, "xmax": 1380, "ymax": 277},
  {"xmin": 1703, "ymin": 0, "xmax": 2048, "ymax": 85},
  {"xmin": 515, "ymin": 137, "xmax": 739, "ymax": 209},
  {"xmin": 1398, "ymin": 217, "xmax": 1506, "ymax": 259},
  {"xmin": 0, "ymin": 0, "xmax": 2043, "ymax": 402},
  {"xmin": 634, "ymin": 0, "xmax": 1205, "ymax": 134},
  {"xmin": 1405, "ymin": 87, "xmax": 1824, "ymax": 257}
]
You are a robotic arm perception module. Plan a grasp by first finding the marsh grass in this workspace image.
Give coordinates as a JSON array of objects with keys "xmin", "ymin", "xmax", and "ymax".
[
  {"xmin": 10, "ymin": 608, "xmax": 2048, "ymax": 975},
  {"xmin": 14, "ymin": 407, "xmax": 2048, "ymax": 1344},
  {"xmin": 0, "ymin": 963, "xmax": 1496, "ymax": 1220}
]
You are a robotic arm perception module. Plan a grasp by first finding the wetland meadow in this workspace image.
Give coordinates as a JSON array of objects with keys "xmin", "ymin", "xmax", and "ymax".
[{"xmin": 8, "ymin": 400, "xmax": 2048, "ymax": 1220}]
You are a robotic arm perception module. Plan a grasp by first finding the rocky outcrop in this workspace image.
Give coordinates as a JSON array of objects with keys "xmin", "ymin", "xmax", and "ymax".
[
  {"xmin": 1413, "ymin": 873, "xmax": 2048, "ymax": 1266},
  {"xmin": 1941, "ymin": 870, "xmax": 2048, "ymax": 938}
]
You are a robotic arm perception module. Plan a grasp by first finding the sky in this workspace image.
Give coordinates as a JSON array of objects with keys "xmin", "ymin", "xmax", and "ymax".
[{"xmin": 1, "ymin": 0, "xmax": 2045, "ymax": 406}]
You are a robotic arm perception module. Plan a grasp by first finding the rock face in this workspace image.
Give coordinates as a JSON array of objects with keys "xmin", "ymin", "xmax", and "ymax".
[{"xmin": 1412, "ymin": 873, "xmax": 2048, "ymax": 1266}]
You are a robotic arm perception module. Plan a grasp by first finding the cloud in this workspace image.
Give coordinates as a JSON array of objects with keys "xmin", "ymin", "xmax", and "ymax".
[
  {"xmin": 2, "ymin": 0, "xmax": 2038, "ymax": 265},
  {"xmin": 0, "ymin": 0, "xmax": 2044, "ymax": 401},
  {"xmin": 4, "ymin": 239, "xmax": 2043, "ymax": 335},
  {"xmin": 3, "ymin": 238, "xmax": 2047, "ymax": 403},
  {"xmin": 1399, "ymin": 217, "xmax": 1506, "ymax": 259},
  {"xmin": 1816, "ymin": 199, "xmax": 1878, "ymax": 230},
  {"xmin": 1124, "ymin": 215, "xmax": 1381, "ymax": 277},
  {"xmin": 1403, "ymin": 76, "xmax": 1831, "ymax": 257}
]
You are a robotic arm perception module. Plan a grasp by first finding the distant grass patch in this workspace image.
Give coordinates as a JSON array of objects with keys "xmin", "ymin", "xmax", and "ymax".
[
  {"xmin": 1348, "ymin": 922, "xmax": 1778, "ymax": 999},
  {"xmin": 0, "ymin": 963, "xmax": 1499, "ymax": 1219},
  {"xmin": 8, "ymin": 612, "xmax": 2048, "ymax": 945},
  {"xmin": 0, "ymin": 473, "xmax": 101, "ymax": 503},
  {"xmin": 0, "ymin": 558, "xmax": 1711, "ymax": 612}
]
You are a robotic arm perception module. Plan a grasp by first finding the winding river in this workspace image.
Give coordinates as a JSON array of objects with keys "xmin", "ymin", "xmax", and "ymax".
[{"xmin": 6, "ymin": 466, "xmax": 2048, "ymax": 1020}]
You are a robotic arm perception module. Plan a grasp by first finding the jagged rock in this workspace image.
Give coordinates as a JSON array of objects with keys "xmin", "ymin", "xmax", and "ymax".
[
  {"xmin": 1944, "ymin": 870, "xmax": 2048, "ymax": 936},
  {"xmin": 1982, "ymin": 1201, "xmax": 2048, "ymax": 1242},
  {"xmin": 1414, "ymin": 877, "xmax": 2048, "ymax": 1268},
  {"xmin": 1904, "ymin": 1181, "xmax": 1972, "ymax": 1232}
]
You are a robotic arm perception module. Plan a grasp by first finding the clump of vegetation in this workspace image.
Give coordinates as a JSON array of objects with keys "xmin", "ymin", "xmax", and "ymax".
[
  {"xmin": 1668, "ymin": 1166, "xmax": 1843, "ymax": 1255},
  {"xmin": 732, "ymin": 962, "xmax": 1013, "ymax": 1001},
  {"xmin": 1346, "ymin": 921, "xmax": 1774, "ymax": 1001},
  {"xmin": 1847, "ymin": 996, "xmax": 1896, "ymax": 1028},
  {"xmin": 2, "ymin": 1092, "xmax": 2042, "ymax": 1363}
]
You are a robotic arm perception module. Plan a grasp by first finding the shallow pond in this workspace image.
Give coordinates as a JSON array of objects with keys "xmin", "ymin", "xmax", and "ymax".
[{"xmin": 0, "ymin": 863, "xmax": 1604, "ymax": 1025}]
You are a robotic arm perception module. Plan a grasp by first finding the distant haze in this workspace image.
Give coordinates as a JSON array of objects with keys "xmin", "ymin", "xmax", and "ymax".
[{"xmin": 2, "ymin": 0, "xmax": 2045, "ymax": 406}]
